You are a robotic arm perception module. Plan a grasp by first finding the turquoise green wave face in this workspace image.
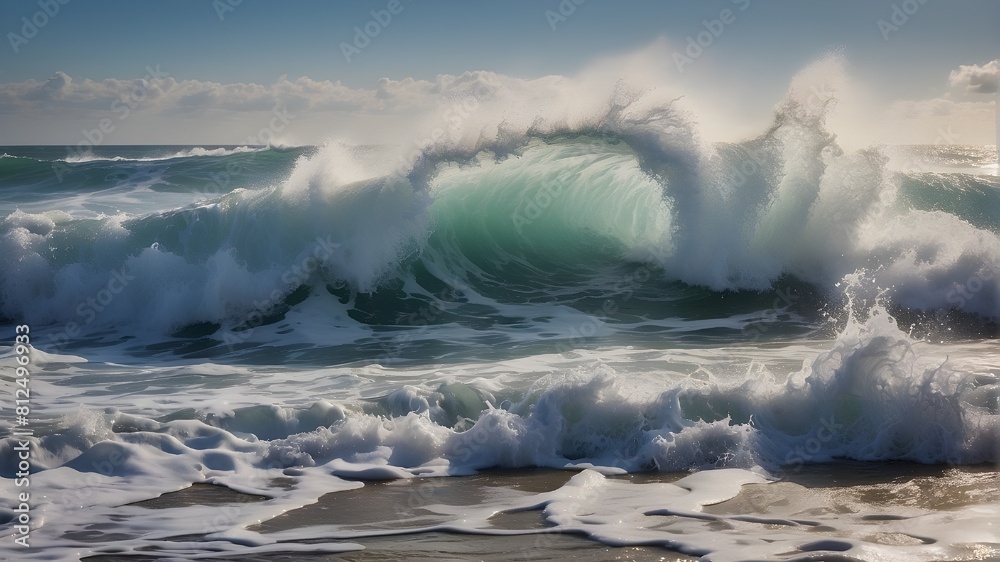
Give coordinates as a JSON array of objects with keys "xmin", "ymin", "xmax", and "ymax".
[
  {"xmin": 1, "ymin": 140, "xmax": 998, "ymax": 343},
  {"xmin": 898, "ymin": 172, "xmax": 1000, "ymax": 233},
  {"xmin": 426, "ymin": 136, "xmax": 672, "ymax": 283}
]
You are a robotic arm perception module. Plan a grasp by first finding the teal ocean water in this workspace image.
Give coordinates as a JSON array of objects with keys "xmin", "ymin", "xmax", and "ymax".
[{"xmin": 0, "ymin": 95, "xmax": 998, "ymax": 560}]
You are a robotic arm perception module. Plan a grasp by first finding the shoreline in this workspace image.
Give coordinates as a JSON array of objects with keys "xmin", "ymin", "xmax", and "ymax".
[{"xmin": 76, "ymin": 461, "xmax": 1000, "ymax": 561}]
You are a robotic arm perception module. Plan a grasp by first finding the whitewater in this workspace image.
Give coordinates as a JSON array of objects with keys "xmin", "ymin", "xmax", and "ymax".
[{"xmin": 0, "ymin": 55, "xmax": 998, "ymax": 561}]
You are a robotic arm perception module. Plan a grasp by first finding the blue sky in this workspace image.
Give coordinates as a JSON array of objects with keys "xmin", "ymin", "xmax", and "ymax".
[{"xmin": 0, "ymin": 0, "xmax": 997, "ymax": 145}]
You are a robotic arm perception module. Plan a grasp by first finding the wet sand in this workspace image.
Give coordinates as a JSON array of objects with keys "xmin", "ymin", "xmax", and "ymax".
[{"xmin": 85, "ymin": 462, "xmax": 998, "ymax": 561}]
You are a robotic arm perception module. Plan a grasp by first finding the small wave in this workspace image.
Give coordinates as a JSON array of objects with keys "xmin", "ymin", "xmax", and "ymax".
[
  {"xmin": 6, "ymin": 302, "xmax": 995, "ymax": 477},
  {"xmin": 61, "ymin": 145, "xmax": 266, "ymax": 163}
]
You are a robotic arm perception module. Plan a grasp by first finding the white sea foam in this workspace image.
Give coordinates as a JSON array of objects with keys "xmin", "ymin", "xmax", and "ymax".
[
  {"xmin": 1, "ymin": 301, "xmax": 997, "ymax": 559},
  {"xmin": 60, "ymin": 145, "xmax": 265, "ymax": 163},
  {"xmin": 2, "ymin": 55, "xmax": 998, "ymax": 333}
]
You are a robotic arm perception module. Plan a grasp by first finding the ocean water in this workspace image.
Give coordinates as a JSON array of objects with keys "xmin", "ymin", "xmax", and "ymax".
[{"xmin": 0, "ymin": 81, "xmax": 998, "ymax": 561}]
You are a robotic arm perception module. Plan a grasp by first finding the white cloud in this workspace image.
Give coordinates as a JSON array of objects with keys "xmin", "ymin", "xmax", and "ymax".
[
  {"xmin": 948, "ymin": 59, "xmax": 1000, "ymax": 94},
  {"xmin": 0, "ymin": 70, "xmax": 512, "ymax": 116},
  {"xmin": 0, "ymin": 69, "xmax": 531, "ymax": 145},
  {"xmin": 0, "ymin": 53, "xmax": 682, "ymax": 145},
  {"xmin": 1, "ymin": 48, "xmax": 995, "ymax": 147},
  {"xmin": 878, "ymin": 60, "xmax": 998, "ymax": 145}
]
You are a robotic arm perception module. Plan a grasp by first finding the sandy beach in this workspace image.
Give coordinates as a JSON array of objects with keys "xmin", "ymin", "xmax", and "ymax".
[{"xmin": 73, "ymin": 462, "xmax": 997, "ymax": 561}]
